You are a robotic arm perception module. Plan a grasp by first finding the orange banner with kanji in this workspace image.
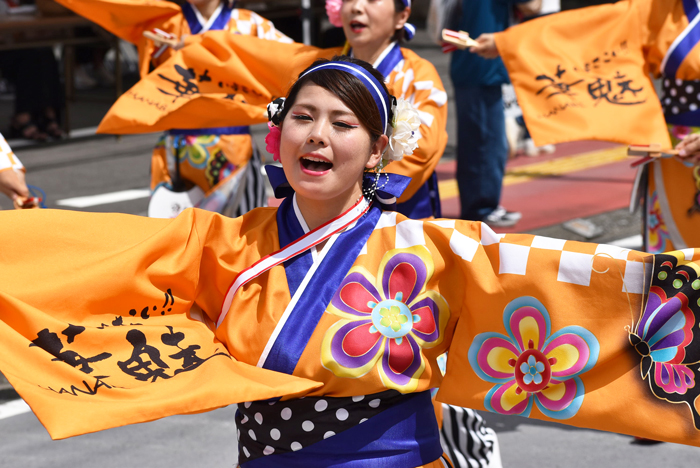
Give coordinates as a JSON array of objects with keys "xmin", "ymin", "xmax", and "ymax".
[
  {"xmin": 97, "ymin": 33, "xmax": 336, "ymax": 134},
  {"xmin": 494, "ymin": 0, "xmax": 676, "ymax": 147}
]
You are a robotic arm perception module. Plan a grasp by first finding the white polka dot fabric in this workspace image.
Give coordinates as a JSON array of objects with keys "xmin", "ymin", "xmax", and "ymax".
[
  {"xmin": 235, "ymin": 390, "xmax": 403, "ymax": 462},
  {"xmin": 661, "ymin": 78, "xmax": 700, "ymax": 117}
]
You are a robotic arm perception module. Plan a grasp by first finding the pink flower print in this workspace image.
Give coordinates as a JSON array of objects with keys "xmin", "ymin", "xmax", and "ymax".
[{"xmin": 468, "ymin": 297, "xmax": 599, "ymax": 420}]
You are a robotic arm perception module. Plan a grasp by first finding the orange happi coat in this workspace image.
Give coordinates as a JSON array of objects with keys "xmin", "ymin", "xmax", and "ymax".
[{"xmin": 1, "ymin": 203, "xmax": 700, "ymax": 452}]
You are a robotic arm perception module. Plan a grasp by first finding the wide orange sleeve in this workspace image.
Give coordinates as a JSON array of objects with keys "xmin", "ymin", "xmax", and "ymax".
[
  {"xmin": 0, "ymin": 208, "xmax": 319, "ymax": 439},
  {"xmin": 635, "ymin": 0, "xmax": 700, "ymax": 80},
  {"xmin": 435, "ymin": 220, "xmax": 700, "ymax": 447},
  {"xmin": 386, "ymin": 49, "xmax": 449, "ymax": 202},
  {"xmin": 52, "ymin": 0, "xmax": 185, "ymax": 77},
  {"xmin": 53, "ymin": 0, "xmax": 181, "ymax": 43}
]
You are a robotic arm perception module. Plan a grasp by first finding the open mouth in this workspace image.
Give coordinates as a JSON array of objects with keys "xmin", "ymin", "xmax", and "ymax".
[
  {"xmin": 350, "ymin": 21, "xmax": 367, "ymax": 33},
  {"xmin": 300, "ymin": 156, "xmax": 333, "ymax": 174}
]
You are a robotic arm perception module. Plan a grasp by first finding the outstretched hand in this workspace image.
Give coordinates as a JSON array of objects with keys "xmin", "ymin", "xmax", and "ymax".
[
  {"xmin": 677, "ymin": 133, "xmax": 700, "ymax": 164},
  {"xmin": 0, "ymin": 169, "xmax": 29, "ymax": 203},
  {"xmin": 469, "ymin": 34, "xmax": 500, "ymax": 59}
]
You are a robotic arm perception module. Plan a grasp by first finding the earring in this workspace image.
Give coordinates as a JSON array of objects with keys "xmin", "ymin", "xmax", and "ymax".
[{"xmin": 362, "ymin": 160, "xmax": 384, "ymax": 202}]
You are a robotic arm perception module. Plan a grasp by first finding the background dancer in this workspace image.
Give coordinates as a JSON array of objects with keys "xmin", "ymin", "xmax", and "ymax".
[
  {"xmin": 54, "ymin": 0, "xmax": 291, "ymax": 217},
  {"xmin": 101, "ymin": 0, "xmax": 449, "ymax": 219}
]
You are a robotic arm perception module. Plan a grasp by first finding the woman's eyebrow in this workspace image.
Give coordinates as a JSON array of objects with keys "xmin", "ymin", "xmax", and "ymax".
[
  {"xmin": 293, "ymin": 103, "xmax": 317, "ymax": 112},
  {"xmin": 329, "ymin": 110, "xmax": 356, "ymax": 118},
  {"xmin": 292, "ymin": 103, "xmax": 354, "ymax": 117}
]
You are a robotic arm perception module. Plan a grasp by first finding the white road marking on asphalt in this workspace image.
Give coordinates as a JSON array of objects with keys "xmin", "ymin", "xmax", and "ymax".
[
  {"xmin": 0, "ymin": 399, "xmax": 30, "ymax": 420},
  {"xmin": 57, "ymin": 189, "xmax": 150, "ymax": 208},
  {"xmin": 68, "ymin": 126, "xmax": 99, "ymax": 139},
  {"xmin": 609, "ymin": 234, "xmax": 642, "ymax": 250}
]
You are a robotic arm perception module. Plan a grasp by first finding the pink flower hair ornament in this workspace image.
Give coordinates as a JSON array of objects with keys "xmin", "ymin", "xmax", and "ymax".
[
  {"xmin": 265, "ymin": 97, "xmax": 286, "ymax": 162},
  {"xmin": 326, "ymin": 0, "xmax": 343, "ymax": 28},
  {"xmin": 265, "ymin": 122, "xmax": 281, "ymax": 162}
]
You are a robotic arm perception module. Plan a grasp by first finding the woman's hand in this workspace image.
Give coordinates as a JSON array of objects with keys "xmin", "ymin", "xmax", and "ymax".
[
  {"xmin": 172, "ymin": 34, "xmax": 188, "ymax": 51},
  {"xmin": 0, "ymin": 169, "xmax": 29, "ymax": 203},
  {"xmin": 469, "ymin": 33, "xmax": 500, "ymax": 59},
  {"xmin": 677, "ymin": 133, "xmax": 700, "ymax": 163},
  {"xmin": 144, "ymin": 31, "xmax": 186, "ymax": 51}
]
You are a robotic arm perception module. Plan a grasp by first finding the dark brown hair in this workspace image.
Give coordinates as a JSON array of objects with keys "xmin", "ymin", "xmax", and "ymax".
[{"xmin": 279, "ymin": 56, "xmax": 392, "ymax": 143}]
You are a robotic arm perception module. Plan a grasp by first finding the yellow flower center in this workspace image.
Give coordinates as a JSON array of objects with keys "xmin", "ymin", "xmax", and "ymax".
[{"xmin": 379, "ymin": 305, "xmax": 408, "ymax": 332}]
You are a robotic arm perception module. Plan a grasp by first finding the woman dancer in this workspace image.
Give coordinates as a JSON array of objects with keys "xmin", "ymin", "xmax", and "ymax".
[
  {"xmin": 101, "ymin": 0, "xmax": 448, "ymax": 218},
  {"xmin": 2, "ymin": 58, "xmax": 700, "ymax": 465},
  {"xmin": 55, "ymin": 0, "xmax": 291, "ymax": 216},
  {"xmin": 327, "ymin": 0, "xmax": 448, "ymax": 218}
]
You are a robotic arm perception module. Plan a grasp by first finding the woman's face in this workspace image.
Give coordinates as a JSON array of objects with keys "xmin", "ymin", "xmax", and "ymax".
[
  {"xmin": 341, "ymin": 0, "xmax": 409, "ymax": 52},
  {"xmin": 279, "ymin": 84, "xmax": 385, "ymax": 205}
]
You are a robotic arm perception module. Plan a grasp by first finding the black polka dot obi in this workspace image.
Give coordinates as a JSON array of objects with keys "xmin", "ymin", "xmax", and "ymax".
[
  {"xmin": 661, "ymin": 77, "xmax": 700, "ymax": 126},
  {"xmin": 235, "ymin": 390, "xmax": 442, "ymax": 467}
]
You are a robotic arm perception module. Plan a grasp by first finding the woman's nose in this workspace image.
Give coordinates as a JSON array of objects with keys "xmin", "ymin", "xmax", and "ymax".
[
  {"xmin": 350, "ymin": 0, "xmax": 364, "ymax": 14},
  {"xmin": 307, "ymin": 123, "xmax": 328, "ymax": 146}
]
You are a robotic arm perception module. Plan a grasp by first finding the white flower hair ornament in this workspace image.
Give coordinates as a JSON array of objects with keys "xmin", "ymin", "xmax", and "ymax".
[{"xmin": 384, "ymin": 97, "xmax": 421, "ymax": 164}]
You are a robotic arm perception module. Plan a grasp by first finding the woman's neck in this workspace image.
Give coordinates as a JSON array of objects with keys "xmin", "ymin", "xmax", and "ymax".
[
  {"xmin": 193, "ymin": 0, "xmax": 221, "ymax": 21},
  {"xmin": 352, "ymin": 38, "xmax": 394, "ymax": 66},
  {"xmin": 295, "ymin": 187, "xmax": 364, "ymax": 231}
]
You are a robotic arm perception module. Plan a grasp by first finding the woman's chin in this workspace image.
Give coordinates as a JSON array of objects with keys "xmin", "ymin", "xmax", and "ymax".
[{"xmin": 294, "ymin": 181, "xmax": 361, "ymax": 206}]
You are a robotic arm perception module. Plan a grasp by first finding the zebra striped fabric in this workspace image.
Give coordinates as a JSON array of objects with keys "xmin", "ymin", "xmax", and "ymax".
[
  {"xmin": 439, "ymin": 404, "xmax": 500, "ymax": 468},
  {"xmin": 226, "ymin": 144, "xmax": 267, "ymax": 218}
]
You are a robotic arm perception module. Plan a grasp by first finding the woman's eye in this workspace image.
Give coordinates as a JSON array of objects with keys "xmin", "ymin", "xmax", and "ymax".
[
  {"xmin": 292, "ymin": 114, "xmax": 312, "ymax": 121},
  {"xmin": 334, "ymin": 122, "xmax": 357, "ymax": 129}
]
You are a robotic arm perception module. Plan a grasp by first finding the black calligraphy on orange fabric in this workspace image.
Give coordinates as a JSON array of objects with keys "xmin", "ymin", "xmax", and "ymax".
[{"xmin": 30, "ymin": 327, "xmax": 112, "ymax": 374}]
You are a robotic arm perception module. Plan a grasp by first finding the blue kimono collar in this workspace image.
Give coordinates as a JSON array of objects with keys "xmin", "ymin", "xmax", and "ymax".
[{"xmin": 265, "ymin": 165, "xmax": 410, "ymax": 210}]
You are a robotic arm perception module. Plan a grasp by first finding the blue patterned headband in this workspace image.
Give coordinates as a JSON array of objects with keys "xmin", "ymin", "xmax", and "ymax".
[{"xmin": 299, "ymin": 61, "xmax": 392, "ymax": 134}]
